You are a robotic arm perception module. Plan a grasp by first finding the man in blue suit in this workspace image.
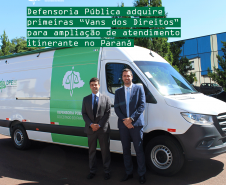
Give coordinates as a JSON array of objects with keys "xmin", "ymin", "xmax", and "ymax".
[{"xmin": 114, "ymin": 68, "xmax": 146, "ymax": 184}]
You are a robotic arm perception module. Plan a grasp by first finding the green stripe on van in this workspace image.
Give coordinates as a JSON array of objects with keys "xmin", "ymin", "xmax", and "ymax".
[
  {"xmin": 51, "ymin": 134, "xmax": 100, "ymax": 148},
  {"xmin": 50, "ymin": 47, "xmax": 100, "ymax": 145}
]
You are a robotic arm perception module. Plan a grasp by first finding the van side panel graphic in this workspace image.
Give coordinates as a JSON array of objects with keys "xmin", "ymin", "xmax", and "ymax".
[
  {"xmin": 52, "ymin": 134, "xmax": 100, "ymax": 148},
  {"xmin": 50, "ymin": 47, "xmax": 100, "ymax": 145},
  {"xmin": 0, "ymin": 80, "xmax": 6, "ymax": 92}
]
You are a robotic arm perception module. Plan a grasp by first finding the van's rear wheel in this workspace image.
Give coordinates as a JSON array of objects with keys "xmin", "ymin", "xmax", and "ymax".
[
  {"xmin": 145, "ymin": 135, "xmax": 184, "ymax": 176},
  {"xmin": 12, "ymin": 125, "xmax": 31, "ymax": 150}
]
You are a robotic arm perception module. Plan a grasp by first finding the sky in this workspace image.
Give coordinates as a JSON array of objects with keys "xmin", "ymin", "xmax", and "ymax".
[{"xmin": 0, "ymin": 0, "xmax": 225, "ymax": 43}]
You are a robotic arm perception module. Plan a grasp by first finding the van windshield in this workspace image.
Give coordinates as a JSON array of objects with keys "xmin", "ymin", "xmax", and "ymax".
[{"xmin": 134, "ymin": 61, "xmax": 197, "ymax": 96}]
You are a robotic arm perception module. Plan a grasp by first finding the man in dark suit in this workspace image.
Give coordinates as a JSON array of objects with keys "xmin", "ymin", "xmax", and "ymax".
[
  {"xmin": 114, "ymin": 68, "xmax": 146, "ymax": 184},
  {"xmin": 82, "ymin": 77, "xmax": 111, "ymax": 180}
]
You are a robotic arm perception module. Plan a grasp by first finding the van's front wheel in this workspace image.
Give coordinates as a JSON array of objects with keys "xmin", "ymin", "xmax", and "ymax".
[
  {"xmin": 145, "ymin": 135, "xmax": 184, "ymax": 176},
  {"xmin": 12, "ymin": 125, "xmax": 31, "ymax": 150}
]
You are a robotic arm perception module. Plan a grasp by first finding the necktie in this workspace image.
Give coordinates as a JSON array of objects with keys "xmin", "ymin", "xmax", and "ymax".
[
  {"xmin": 126, "ymin": 87, "xmax": 130, "ymax": 117},
  {"xmin": 93, "ymin": 95, "xmax": 97, "ymax": 120}
]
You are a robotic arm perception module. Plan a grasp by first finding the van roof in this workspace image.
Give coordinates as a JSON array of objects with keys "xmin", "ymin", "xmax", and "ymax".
[
  {"xmin": 0, "ymin": 46, "xmax": 167, "ymax": 63},
  {"xmin": 102, "ymin": 46, "xmax": 167, "ymax": 63},
  {"xmin": 0, "ymin": 47, "xmax": 65, "ymax": 60}
]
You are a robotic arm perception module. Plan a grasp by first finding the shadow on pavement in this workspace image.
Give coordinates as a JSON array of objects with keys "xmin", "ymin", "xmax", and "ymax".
[
  {"xmin": 0, "ymin": 137, "xmax": 224, "ymax": 185},
  {"xmin": 148, "ymin": 159, "xmax": 224, "ymax": 185}
]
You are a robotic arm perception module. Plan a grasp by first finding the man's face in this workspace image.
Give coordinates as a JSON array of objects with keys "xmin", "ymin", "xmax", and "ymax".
[
  {"xmin": 90, "ymin": 81, "xmax": 100, "ymax": 94},
  {"xmin": 122, "ymin": 71, "xmax": 133, "ymax": 86}
]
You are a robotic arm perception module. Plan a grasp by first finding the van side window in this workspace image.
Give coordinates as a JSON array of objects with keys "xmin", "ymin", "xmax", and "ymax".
[{"xmin": 105, "ymin": 63, "xmax": 157, "ymax": 104}]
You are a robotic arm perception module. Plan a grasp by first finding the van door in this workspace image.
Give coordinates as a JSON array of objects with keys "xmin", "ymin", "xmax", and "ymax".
[{"xmin": 99, "ymin": 60, "xmax": 151, "ymax": 154}]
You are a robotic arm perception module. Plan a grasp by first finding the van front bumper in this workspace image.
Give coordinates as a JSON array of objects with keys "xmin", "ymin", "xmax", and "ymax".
[{"xmin": 175, "ymin": 118, "xmax": 226, "ymax": 160}]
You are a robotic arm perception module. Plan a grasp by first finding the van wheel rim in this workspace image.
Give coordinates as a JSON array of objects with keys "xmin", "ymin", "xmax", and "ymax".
[
  {"xmin": 14, "ymin": 129, "xmax": 24, "ymax": 146},
  {"xmin": 151, "ymin": 145, "xmax": 173, "ymax": 169}
]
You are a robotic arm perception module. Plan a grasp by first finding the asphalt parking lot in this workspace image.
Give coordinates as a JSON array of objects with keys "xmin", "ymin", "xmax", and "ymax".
[{"xmin": 0, "ymin": 134, "xmax": 226, "ymax": 185}]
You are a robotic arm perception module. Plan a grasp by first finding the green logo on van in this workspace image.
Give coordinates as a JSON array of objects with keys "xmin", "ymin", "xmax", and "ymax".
[
  {"xmin": 0, "ymin": 79, "xmax": 17, "ymax": 92},
  {"xmin": 0, "ymin": 80, "xmax": 6, "ymax": 92},
  {"xmin": 0, "ymin": 79, "xmax": 6, "ymax": 92},
  {"xmin": 62, "ymin": 67, "xmax": 85, "ymax": 97}
]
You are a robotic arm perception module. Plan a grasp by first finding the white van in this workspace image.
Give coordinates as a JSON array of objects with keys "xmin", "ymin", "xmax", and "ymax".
[{"xmin": 0, "ymin": 46, "xmax": 226, "ymax": 176}]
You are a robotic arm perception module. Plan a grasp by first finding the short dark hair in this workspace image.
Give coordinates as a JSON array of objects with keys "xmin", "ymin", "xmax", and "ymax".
[
  {"xmin": 122, "ymin": 68, "xmax": 133, "ymax": 76},
  {"xmin": 89, "ymin": 77, "xmax": 100, "ymax": 84}
]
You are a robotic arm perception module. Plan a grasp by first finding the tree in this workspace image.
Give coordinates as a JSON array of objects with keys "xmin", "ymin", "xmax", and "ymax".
[
  {"xmin": 170, "ymin": 41, "xmax": 196, "ymax": 84},
  {"xmin": 1, "ymin": 30, "xmax": 11, "ymax": 56},
  {"xmin": 208, "ymin": 41, "xmax": 226, "ymax": 91},
  {"xmin": 133, "ymin": 0, "xmax": 163, "ymax": 49},
  {"xmin": 111, "ymin": 3, "xmax": 132, "ymax": 39},
  {"xmin": 0, "ymin": 31, "xmax": 45, "ymax": 56},
  {"xmin": 0, "ymin": 32, "xmax": 18, "ymax": 55},
  {"xmin": 11, "ymin": 37, "xmax": 26, "ymax": 53},
  {"xmin": 12, "ymin": 36, "xmax": 44, "ymax": 53},
  {"xmin": 133, "ymin": 0, "xmax": 173, "ymax": 65},
  {"xmin": 111, "ymin": 0, "xmax": 173, "ymax": 65}
]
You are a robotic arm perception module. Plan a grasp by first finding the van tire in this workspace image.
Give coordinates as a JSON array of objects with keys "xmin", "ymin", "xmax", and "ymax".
[
  {"xmin": 145, "ymin": 135, "xmax": 184, "ymax": 176},
  {"xmin": 12, "ymin": 125, "xmax": 31, "ymax": 150}
]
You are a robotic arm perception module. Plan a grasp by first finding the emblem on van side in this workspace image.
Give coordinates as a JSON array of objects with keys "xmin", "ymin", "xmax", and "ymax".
[
  {"xmin": 62, "ymin": 67, "xmax": 85, "ymax": 97},
  {"xmin": 0, "ymin": 79, "xmax": 17, "ymax": 93},
  {"xmin": 0, "ymin": 80, "xmax": 6, "ymax": 93}
]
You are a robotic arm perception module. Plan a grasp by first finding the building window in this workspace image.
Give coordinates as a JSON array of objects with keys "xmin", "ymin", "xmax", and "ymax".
[{"xmin": 190, "ymin": 61, "xmax": 194, "ymax": 70}]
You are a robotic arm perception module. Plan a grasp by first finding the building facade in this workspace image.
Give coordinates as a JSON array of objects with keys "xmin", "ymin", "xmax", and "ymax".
[{"xmin": 177, "ymin": 32, "xmax": 226, "ymax": 86}]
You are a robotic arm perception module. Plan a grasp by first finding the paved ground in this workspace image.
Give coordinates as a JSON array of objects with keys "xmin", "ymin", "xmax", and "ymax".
[{"xmin": 0, "ymin": 135, "xmax": 226, "ymax": 185}]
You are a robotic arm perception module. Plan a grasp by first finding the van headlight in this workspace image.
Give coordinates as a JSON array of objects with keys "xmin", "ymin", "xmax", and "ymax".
[{"xmin": 181, "ymin": 113, "xmax": 213, "ymax": 125}]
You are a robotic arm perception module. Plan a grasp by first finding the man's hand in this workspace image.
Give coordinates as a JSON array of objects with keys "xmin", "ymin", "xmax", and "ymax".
[
  {"xmin": 126, "ymin": 123, "xmax": 134, "ymax": 129},
  {"xmin": 123, "ymin": 118, "xmax": 132, "ymax": 125},
  {"xmin": 123, "ymin": 118, "xmax": 134, "ymax": 129},
  {"xmin": 90, "ymin": 123, "xmax": 100, "ymax": 132}
]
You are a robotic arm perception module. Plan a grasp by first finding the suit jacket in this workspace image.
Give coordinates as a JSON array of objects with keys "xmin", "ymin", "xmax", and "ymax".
[
  {"xmin": 82, "ymin": 93, "xmax": 111, "ymax": 134},
  {"xmin": 114, "ymin": 84, "xmax": 145, "ymax": 129}
]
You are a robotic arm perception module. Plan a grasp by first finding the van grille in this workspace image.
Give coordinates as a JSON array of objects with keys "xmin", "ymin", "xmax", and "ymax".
[{"xmin": 217, "ymin": 113, "xmax": 226, "ymax": 133}]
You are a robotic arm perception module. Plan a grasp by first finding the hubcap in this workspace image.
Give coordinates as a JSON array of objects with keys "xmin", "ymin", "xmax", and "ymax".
[
  {"xmin": 151, "ymin": 145, "xmax": 173, "ymax": 169},
  {"xmin": 14, "ymin": 129, "xmax": 24, "ymax": 146}
]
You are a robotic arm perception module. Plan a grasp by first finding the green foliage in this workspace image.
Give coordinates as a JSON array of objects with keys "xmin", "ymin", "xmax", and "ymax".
[
  {"xmin": 0, "ymin": 80, "xmax": 6, "ymax": 92},
  {"xmin": 0, "ymin": 31, "xmax": 45, "ymax": 56},
  {"xmin": 208, "ymin": 41, "xmax": 226, "ymax": 91},
  {"xmin": 111, "ymin": 2, "xmax": 132, "ymax": 39},
  {"xmin": 111, "ymin": 0, "xmax": 173, "ymax": 65},
  {"xmin": 134, "ymin": 0, "xmax": 173, "ymax": 65},
  {"xmin": 170, "ymin": 41, "xmax": 196, "ymax": 84},
  {"xmin": 12, "ymin": 37, "xmax": 44, "ymax": 53},
  {"xmin": 11, "ymin": 37, "xmax": 27, "ymax": 53},
  {"xmin": 1, "ymin": 30, "xmax": 11, "ymax": 56}
]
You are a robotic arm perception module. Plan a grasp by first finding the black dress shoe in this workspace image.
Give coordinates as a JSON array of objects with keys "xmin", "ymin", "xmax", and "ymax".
[
  {"xmin": 121, "ymin": 174, "xmax": 133, "ymax": 182},
  {"xmin": 139, "ymin": 175, "xmax": 146, "ymax": 184},
  {"xmin": 104, "ymin": 173, "xmax": 111, "ymax": 180},
  {"xmin": 87, "ymin": 173, "xmax": 95, "ymax": 179}
]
